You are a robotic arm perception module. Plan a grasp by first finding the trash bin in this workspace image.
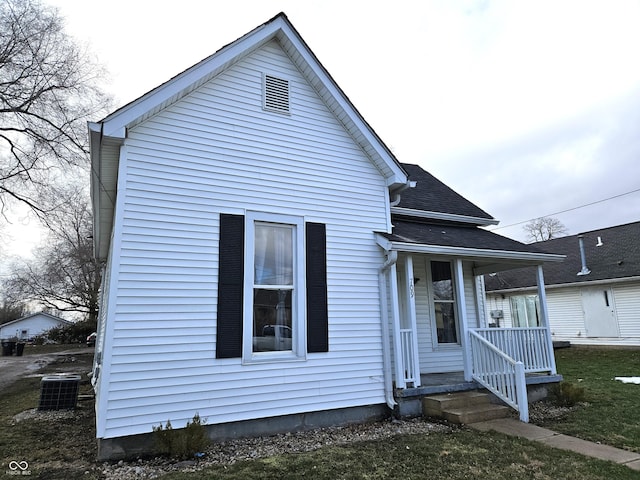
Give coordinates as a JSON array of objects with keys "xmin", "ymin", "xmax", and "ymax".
[
  {"xmin": 1, "ymin": 341, "xmax": 16, "ymax": 356},
  {"xmin": 16, "ymin": 343, "xmax": 25, "ymax": 356}
]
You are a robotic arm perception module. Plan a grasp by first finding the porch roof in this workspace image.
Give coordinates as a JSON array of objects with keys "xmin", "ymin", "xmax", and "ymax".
[{"xmin": 376, "ymin": 220, "xmax": 564, "ymax": 273}]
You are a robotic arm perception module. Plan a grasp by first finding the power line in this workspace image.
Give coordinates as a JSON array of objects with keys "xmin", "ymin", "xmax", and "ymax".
[{"xmin": 489, "ymin": 187, "xmax": 640, "ymax": 231}]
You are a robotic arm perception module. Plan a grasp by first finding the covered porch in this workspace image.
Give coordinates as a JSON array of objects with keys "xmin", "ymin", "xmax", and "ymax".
[{"xmin": 377, "ymin": 223, "xmax": 565, "ymax": 422}]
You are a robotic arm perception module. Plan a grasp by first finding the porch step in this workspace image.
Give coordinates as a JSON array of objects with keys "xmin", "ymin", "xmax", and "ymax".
[{"xmin": 422, "ymin": 391, "xmax": 511, "ymax": 424}]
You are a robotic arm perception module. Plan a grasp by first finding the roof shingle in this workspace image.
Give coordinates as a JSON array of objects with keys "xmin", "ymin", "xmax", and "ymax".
[
  {"xmin": 384, "ymin": 219, "xmax": 549, "ymax": 254},
  {"xmin": 398, "ymin": 164, "xmax": 494, "ymax": 220},
  {"xmin": 484, "ymin": 221, "xmax": 640, "ymax": 290}
]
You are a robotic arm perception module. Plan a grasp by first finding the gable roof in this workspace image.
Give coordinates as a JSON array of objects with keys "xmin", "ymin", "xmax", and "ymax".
[
  {"xmin": 89, "ymin": 12, "xmax": 408, "ymax": 261},
  {"xmin": 1, "ymin": 312, "xmax": 71, "ymax": 329},
  {"xmin": 484, "ymin": 221, "xmax": 640, "ymax": 291},
  {"xmin": 377, "ymin": 163, "xmax": 564, "ymax": 272},
  {"xmin": 395, "ymin": 164, "xmax": 496, "ymax": 226}
]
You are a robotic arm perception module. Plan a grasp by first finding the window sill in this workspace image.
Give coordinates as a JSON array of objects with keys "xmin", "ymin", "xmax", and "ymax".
[
  {"xmin": 433, "ymin": 343, "xmax": 462, "ymax": 351},
  {"xmin": 242, "ymin": 351, "xmax": 306, "ymax": 365}
]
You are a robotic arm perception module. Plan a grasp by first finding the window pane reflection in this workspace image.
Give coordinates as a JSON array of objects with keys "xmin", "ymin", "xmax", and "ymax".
[
  {"xmin": 252, "ymin": 289, "xmax": 293, "ymax": 353},
  {"xmin": 431, "ymin": 261, "xmax": 458, "ymax": 344},
  {"xmin": 254, "ymin": 224, "xmax": 293, "ymax": 286}
]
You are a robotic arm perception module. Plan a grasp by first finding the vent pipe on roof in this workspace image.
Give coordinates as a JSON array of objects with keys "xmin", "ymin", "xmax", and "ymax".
[{"xmin": 577, "ymin": 235, "xmax": 591, "ymax": 276}]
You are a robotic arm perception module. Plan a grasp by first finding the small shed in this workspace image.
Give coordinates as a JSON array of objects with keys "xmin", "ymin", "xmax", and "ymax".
[{"xmin": 0, "ymin": 312, "xmax": 71, "ymax": 341}]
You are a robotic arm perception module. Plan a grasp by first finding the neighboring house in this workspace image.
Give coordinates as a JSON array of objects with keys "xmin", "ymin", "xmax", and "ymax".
[
  {"xmin": 0, "ymin": 312, "xmax": 71, "ymax": 341},
  {"xmin": 89, "ymin": 13, "xmax": 564, "ymax": 460},
  {"xmin": 485, "ymin": 222, "xmax": 640, "ymax": 346}
]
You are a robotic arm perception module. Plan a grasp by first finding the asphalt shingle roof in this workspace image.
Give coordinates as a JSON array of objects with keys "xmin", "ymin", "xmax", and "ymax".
[
  {"xmin": 384, "ymin": 219, "xmax": 550, "ymax": 254},
  {"xmin": 398, "ymin": 164, "xmax": 494, "ymax": 220},
  {"xmin": 484, "ymin": 221, "xmax": 640, "ymax": 290}
]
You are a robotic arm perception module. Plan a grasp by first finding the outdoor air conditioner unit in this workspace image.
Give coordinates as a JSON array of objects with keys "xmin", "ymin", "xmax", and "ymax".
[
  {"xmin": 490, "ymin": 310, "xmax": 504, "ymax": 319},
  {"xmin": 38, "ymin": 373, "xmax": 80, "ymax": 410}
]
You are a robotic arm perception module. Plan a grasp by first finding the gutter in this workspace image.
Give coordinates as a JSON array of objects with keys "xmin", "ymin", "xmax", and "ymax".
[
  {"xmin": 486, "ymin": 275, "xmax": 640, "ymax": 294},
  {"xmin": 376, "ymin": 235, "xmax": 565, "ymax": 263},
  {"xmin": 378, "ymin": 250, "xmax": 398, "ymax": 409},
  {"xmin": 391, "ymin": 206, "xmax": 499, "ymax": 227}
]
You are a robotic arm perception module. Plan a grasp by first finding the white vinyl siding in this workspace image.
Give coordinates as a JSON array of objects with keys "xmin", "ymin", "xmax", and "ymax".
[
  {"xmin": 410, "ymin": 260, "xmax": 478, "ymax": 374},
  {"xmin": 489, "ymin": 281, "xmax": 640, "ymax": 346},
  {"xmin": 615, "ymin": 282, "xmax": 640, "ymax": 337},
  {"xmin": 0, "ymin": 315, "xmax": 68, "ymax": 341},
  {"xmin": 98, "ymin": 40, "xmax": 389, "ymax": 439}
]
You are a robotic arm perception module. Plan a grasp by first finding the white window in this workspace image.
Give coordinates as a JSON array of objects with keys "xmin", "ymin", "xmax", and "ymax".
[
  {"xmin": 510, "ymin": 295, "xmax": 540, "ymax": 327},
  {"xmin": 243, "ymin": 212, "xmax": 305, "ymax": 362},
  {"xmin": 428, "ymin": 260, "xmax": 460, "ymax": 345}
]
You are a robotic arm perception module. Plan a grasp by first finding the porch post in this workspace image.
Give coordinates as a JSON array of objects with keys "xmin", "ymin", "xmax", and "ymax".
[
  {"xmin": 404, "ymin": 255, "xmax": 421, "ymax": 387},
  {"xmin": 389, "ymin": 262, "xmax": 406, "ymax": 388},
  {"xmin": 536, "ymin": 265, "xmax": 557, "ymax": 375},
  {"xmin": 454, "ymin": 259, "xmax": 472, "ymax": 381}
]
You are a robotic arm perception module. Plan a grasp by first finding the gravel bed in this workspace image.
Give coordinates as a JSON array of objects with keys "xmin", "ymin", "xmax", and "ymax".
[
  {"xmin": 528, "ymin": 400, "xmax": 585, "ymax": 423},
  {"xmin": 12, "ymin": 400, "xmax": 581, "ymax": 479},
  {"xmin": 101, "ymin": 417, "xmax": 452, "ymax": 479}
]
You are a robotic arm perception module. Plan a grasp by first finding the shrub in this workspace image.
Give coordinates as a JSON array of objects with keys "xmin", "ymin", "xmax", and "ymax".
[
  {"xmin": 45, "ymin": 320, "xmax": 95, "ymax": 344},
  {"xmin": 548, "ymin": 381, "xmax": 586, "ymax": 407},
  {"xmin": 152, "ymin": 413, "xmax": 209, "ymax": 459}
]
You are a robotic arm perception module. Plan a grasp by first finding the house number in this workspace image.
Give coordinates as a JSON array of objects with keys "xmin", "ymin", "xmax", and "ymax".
[{"xmin": 410, "ymin": 282, "xmax": 415, "ymax": 298}]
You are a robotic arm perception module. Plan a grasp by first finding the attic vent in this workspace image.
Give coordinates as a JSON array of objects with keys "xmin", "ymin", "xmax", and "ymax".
[{"xmin": 263, "ymin": 74, "xmax": 290, "ymax": 113}]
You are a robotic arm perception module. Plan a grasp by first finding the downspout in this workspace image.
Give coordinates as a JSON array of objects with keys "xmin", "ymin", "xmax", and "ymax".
[
  {"xmin": 379, "ymin": 250, "xmax": 398, "ymax": 409},
  {"xmin": 389, "ymin": 180, "xmax": 415, "ymax": 207}
]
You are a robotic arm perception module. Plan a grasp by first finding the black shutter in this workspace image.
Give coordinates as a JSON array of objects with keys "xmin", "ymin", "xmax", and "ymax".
[
  {"xmin": 216, "ymin": 214, "xmax": 244, "ymax": 358},
  {"xmin": 306, "ymin": 222, "xmax": 328, "ymax": 353}
]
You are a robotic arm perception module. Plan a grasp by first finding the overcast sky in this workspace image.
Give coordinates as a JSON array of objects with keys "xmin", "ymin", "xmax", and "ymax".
[{"xmin": 6, "ymin": 0, "xmax": 640, "ymax": 256}]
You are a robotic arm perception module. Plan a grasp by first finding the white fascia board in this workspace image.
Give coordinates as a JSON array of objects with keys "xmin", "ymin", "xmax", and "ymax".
[
  {"xmin": 98, "ymin": 14, "xmax": 405, "ymax": 187},
  {"xmin": 488, "ymin": 275, "xmax": 640, "ymax": 294},
  {"xmin": 391, "ymin": 207, "xmax": 499, "ymax": 226},
  {"xmin": 277, "ymin": 25, "xmax": 407, "ymax": 188},
  {"xmin": 99, "ymin": 19, "xmax": 284, "ymax": 139},
  {"xmin": 88, "ymin": 122, "xmax": 103, "ymax": 257},
  {"xmin": 375, "ymin": 234, "xmax": 565, "ymax": 263}
]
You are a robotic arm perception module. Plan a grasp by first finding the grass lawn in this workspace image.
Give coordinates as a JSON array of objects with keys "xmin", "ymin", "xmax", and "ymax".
[
  {"xmin": 536, "ymin": 346, "xmax": 640, "ymax": 452},
  {"xmin": 0, "ymin": 347, "xmax": 100, "ymax": 479},
  {"xmin": 1, "ymin": 346, "xmax": 639, "ymax": 479},
  {"xmin": 159, "ymin": 429, "xmax": 637, "ymax": 480}
]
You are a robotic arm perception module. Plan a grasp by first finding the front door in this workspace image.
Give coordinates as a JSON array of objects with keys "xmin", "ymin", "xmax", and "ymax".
[{"xmin": 581, "ymin": 287, "xmax": 618, "ymax": 337}]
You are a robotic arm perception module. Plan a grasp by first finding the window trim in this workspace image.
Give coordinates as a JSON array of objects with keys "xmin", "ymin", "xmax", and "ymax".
[
  {"xmin": 426, "ymin": 259, "xmax": 462, "ymax": 349},
  {"xmin": 242, "ymin": 211, "xmax": 306, "ymax": 363}
]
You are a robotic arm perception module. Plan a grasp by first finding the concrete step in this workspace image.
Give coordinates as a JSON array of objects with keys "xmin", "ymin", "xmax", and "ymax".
[
  {"xmin": 422, "ymin": 390, "xmax": 512, "ymax": 424},
  {"xmin": 422, "ymin": 391, "xmax": 491, "ymax": 416},
  {"xmin": 443, "ymin": 403, "xmax": 512, "ymax": 424}
]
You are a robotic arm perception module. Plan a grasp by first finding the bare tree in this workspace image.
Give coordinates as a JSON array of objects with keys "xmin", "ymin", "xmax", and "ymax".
[
  {"xmin": 523, "ymin": 217, "xmax": 568, "ymax": 242},
  {"xmin": 6, "ymin": 185, "xmax": 101, "ymax": 323},
  {"xmin": 0, "ymin": 295, "xmax": 28, "ymax": 325},
  {"xmin": 0, "ymin": 0, "xmax": 111, "ymax": 216}
]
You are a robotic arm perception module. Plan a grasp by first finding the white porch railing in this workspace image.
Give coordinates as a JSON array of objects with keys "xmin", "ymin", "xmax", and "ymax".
[
  {"xmin": 400, "ymin": 329, "xmax": 419, "ymax": 386},
  {"xmin": 469, "ymin": 330, "xmax": 529, "ymax": 422},
  {"xmin": 473, "ymin": 327, "xmax": 554, "ymax": 373}
]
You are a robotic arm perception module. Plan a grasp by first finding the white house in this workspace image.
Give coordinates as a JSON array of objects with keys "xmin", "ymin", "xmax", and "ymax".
[
  {"xmin": 89, "ymin": 13, "xmax": 564, "ymax": 460},
  {"xmin": 0, "ymin": 312, "xmax": 71, "ymax": 341},
  {"xmin": 485, "ymin": 222, "xmax": 640, "ymax": 346}
]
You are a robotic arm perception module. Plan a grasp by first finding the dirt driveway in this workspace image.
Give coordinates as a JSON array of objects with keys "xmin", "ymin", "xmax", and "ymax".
[{"xmin": 0, "ymin": 347, "xmax": 94, "ymax": 393}]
